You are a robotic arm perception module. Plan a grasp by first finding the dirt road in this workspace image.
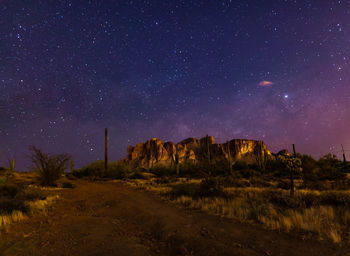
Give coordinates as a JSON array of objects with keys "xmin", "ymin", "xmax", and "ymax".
[{"xmin": 0, "ymin": 180, "xmax": 348, "ymax": 256}]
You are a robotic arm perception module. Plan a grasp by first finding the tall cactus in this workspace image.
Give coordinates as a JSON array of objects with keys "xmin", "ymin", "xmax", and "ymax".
[
  {"xmin": 291, "ymin": 144, "xmax": 296, "ymax": 196},
  {"xmin": 226, "ymin": 140, "xmax": 232, "ymax": 174},
  {"xmin": 256, "ymin": 143, "xmax": 267, "ymax": 172},
  {"xmin": 206, "ymin": 134, "xmax": 211, "ymax": 164},
  {"xmin": 70, "ymin": 159, "xmax": 74, "ymax": 172},
  {"xmin": 8, "ymin": 157, "xmax": 15, "ymax": 170},
  {"xmin": 175, "ymin": 145, "xmax": 179, "ymax": 176},
  {"xmin": 105, "ymin": 128, "xmax": 108, "ymax": 172}
]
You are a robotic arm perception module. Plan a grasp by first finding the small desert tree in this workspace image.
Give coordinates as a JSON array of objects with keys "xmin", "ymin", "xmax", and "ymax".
[{"xmin": 29, "ymin": 146, "xmax": 71, "ymax": 186}]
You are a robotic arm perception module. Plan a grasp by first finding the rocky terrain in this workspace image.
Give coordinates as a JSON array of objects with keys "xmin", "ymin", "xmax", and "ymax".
[{"xmin": 125, "ymin": 136, "xmax": 273, "ymax": 168}]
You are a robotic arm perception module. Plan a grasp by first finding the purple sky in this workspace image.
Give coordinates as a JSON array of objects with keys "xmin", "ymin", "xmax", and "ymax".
[{"xmin": 1, "ymin": 1, "xmax": 350, "ymax": 170}]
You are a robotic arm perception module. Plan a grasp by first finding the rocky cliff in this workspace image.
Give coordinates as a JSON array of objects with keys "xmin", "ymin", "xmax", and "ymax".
[{"xmin": 125, "ymin": 136, "xmax": 273, "ymax": 168}]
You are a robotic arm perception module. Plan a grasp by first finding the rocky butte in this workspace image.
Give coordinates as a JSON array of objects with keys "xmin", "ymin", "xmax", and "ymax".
[{"xmin": 125, "ymin": 136, "xmax": 274, "ymax": 168}]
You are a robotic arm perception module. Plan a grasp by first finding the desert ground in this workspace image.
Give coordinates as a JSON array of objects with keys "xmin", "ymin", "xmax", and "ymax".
[{"xmin": 0, "ymin": 175, "xmax": 348, "ymax": 256}]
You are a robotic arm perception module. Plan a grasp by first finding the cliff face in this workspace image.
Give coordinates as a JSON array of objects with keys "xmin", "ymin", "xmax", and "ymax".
[{"xmin": 125, "ymin": 136, "xmax": 273, "ymax": 168}]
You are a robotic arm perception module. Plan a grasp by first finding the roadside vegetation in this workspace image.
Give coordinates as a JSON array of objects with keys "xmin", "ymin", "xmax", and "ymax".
[
  {"xmin": 2, "ymin": 145, "xmax": 349, "ymax": 244},
  {"xmin": 0, "ymin": 169, "xmax": 60, "ymax": 229},
  {"xmin": 70, "ymin": 152, "xmax": 350, "ymax": 244},
  {"xmin": 0, "ymin": 147, "xmax": 72, "ymax": 229}
]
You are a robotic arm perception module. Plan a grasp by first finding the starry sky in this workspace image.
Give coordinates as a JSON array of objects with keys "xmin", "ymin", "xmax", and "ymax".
[{"xmin": 1, "ymin": 0, "xmax": 350, "ymax": 170}]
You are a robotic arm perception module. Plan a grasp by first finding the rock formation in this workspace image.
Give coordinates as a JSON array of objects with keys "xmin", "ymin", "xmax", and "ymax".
[{"xmin": 125, "ymin": 136, "xmax": 273, "ymax": 168}]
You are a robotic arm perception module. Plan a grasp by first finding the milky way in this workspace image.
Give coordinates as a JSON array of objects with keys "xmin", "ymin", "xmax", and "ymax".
[{"xmin": 1, "ymin": 1, "xmax": 350, "ymax": 170}]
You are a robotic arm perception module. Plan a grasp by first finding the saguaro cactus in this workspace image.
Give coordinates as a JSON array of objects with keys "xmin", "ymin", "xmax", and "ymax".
[
  {"xmin": 256, "ymin": 143, "xmax": 267, "ymax": 172},
  {"xmin": 341, "ymin": 144, "xmax": 347, "ymax": 168},
  {"xmin": 226, "ymin": 140, "xmax": 232, "ymax": 174},
  {"xmin": 206, "ymin": 134, "xmax": 211, "ymax": 164},
  {"xmin": 105, "ymin": 128, "xmax": 108, "ymax": 172},
  {"xmin": 291, "ymin": 144, "xmax": 296, "ymax": 195},
  {"xmin": 70, "ymin": 159, "xmax": 74, "ymax": 172},
  {"xmin": 175, "ymin": 145, "xmax": 179, "ymax": 176},
  {"xmin": 8, "ymin": 157, "xmax": 15, "ymax": 170},
  {"xmin": 279, "ymin": 144, "xmax": 302, "ymax": 196}
]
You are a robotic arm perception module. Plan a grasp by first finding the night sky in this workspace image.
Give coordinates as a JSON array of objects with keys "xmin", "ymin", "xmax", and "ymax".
[{"xmin": 1, "ymin": 1, "xmax": 350, "ymax": 170}]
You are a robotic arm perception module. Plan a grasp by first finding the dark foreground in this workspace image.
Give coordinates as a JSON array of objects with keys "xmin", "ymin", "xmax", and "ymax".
[{"xmin": 0, "ymin": 179, "xmax": 348, "ymax": 256}]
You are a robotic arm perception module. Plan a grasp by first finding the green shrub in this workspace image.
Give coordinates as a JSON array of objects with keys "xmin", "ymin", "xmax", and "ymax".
[
  {"xmin": 266, "ymin": 158, "xmax": 287, "ymax": 177},
  {"xmin": 169, "ymin": 183, "xmax": 198, "ymax": 198},
  {"xmin": 73, "ymin": 160, "xmax": 131, "ymax": 179},
  {"xmin": 0, "ymin": 197, "xmax": 26, "ymax": 214},
  {"xmin": 198, "ymin": 178, "xmax": 226, "ymax": 197},
  {"xmin": 297, "ymin": 154, "xmax": 318, "ymax": 181},
  {"xmin": 149, "ymin": 165, "xmax": 174, "ymax": 177},
  {"xmin": 223, "ymin": 176, "xmax": 249, "ymax": 187},
  {"xmin": 317, "ymin": 191, "xmax": 350, "ymax": 207},
  {"xmin": 72, "ymin": 160, "xmax": 104, "ymax": 178},
  {"xmin": 267, "ymin": 192, "xmax": 306, "ymax": 209},
  {"xmin": 105, "ymin": 162, "xmax": 131, "ymax": 179},
  {"xmin": 206, "ymin": 158, "xmax": 230, "ymax": 176},
  {"xmin": 179, "ymin": 161, "xmax": 202, "ymax": 177},
  {"xmin": 0, "ymin": 177, "xmax": 7, "ymax": 184},
  {"xmin": 0, "ymin": 184, "xmax": 22, "ymax": 198},
  {"xmin": 276, "ymin": 180, "xmax": 290, "ymax": 190},
  {"xmin": 249, "ymin": 177, "xmax": 273, "ymax": 187},
  {"xmin": 0, "ymin": 184, "xmax": 46, "ymax": 214},
  {"xmin": 128, "ymin": 171, "xmax": 146, "ymax": 179},
  {"xmin": 62, "ymin": 182, "xmax": 75, "ymax": 188},
  {"xmin": 317, "ymin": 154, "xmax": 346, "ymax": 181},
  {"xmin": 233, "ymin": 160, "xmax": 248, "ymax": 170},
  {"xmin": 239, "ymin": 169, "xmax": 258, "ymax": 179},
  {"xmin": 19, "ymin": 188, "xmax": 46, "ymax": 201}
]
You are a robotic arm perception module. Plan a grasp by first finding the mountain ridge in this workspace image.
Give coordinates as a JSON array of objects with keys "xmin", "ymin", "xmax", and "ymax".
[{"xmin": 124, "ymin": 136, "xmax": 274, "ymax": 168}]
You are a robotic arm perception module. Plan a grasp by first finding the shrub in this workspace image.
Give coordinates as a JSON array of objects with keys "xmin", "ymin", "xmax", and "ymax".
[
  {"xmin": 0, "ymin": 184, "xmax": 46, "ymax": 214},
  {"xmin": 267, "ymin": 192, "xmax": 305, "ymax": 209},
  {"xmin": 72, "ymin": 160, "xmax": 104, "ymax": 178},
  {"xmin": 128, "ymin": 171, "xmax": 146, "ymax": 179},
  {"xmin": 169, "ymin": 183, "xmax": 198, "ymax": 198},
  {"xmin": 179, "ymin": 161, "xmax": 202, "ymax": 177},
  {"xmin": 198, "ymin": 178, "xmax": 226, "ymax": 197},
  {"xmin": 276, "ymin": 180, "xmax": 290, "ymax": 190},
  {"xmin": 105, "ymin": 161, "xmax": 131, "ymax": 179},
  {"xmin": 149, "ymin": 164, "xmax": 174, "ymax": 177},
  {"xmin": 22, "ymin": 190, "xmax": 46, "ymax": 202},
  {"xmin": 0, "ymin": 197, "xmax": 27, "ymax": 214},
  {"xmin": 298, "ymin": 154, "xmax": 318, "ymax": 181},
  {"xmin": 233, "ymin": 160, "xmax": 248, "ymax": 170},
  {"xmin": 239, "ymin": 169, "xmax": 259, "ymax": 179},
  {"xmin": 317, "ymin": 154, "xmax": 346, "ymax": 181},
  {"xmin": 72, "ymin": 160, "xmax": 131, "ymax": 179},
  {"xmin": 29, "ymin": 146, "xmax": 71, "ymax": 187},
  {"xmin": 62, "ymin": 182, "xmax": 75, "ymax": 188},
  {"xmin": 210, "ymin": 158, "xmax": 231, "ymax": 176},
  {"xmin": 0, "ymin": 184, "xmax": 22, "ymax": 198}
]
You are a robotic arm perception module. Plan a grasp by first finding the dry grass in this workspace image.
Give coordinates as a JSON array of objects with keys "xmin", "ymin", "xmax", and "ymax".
[
  {"xmin": 27, "ymin": 195, "xmax": 59, "ymax": 214},
  {"xmin": 125, "ymin": 179, "xmax": 172, "ymax": 195},
  {"xmin": 28, "ymin": 184, "xmax": 63, "ymax": 191},
  {"xmin": 0, "ymin": 211, "xmax": 26, "ymax": 228},
  {"xmin": 173, "ymin": 195, "xmax": 348, "ymax": 243},
  {"xmin": 0, "ymin": 195, "xmax": 59, "ymax": 228},
  {"xmin": 127, "ymin": 178, "xmax": 350, "ymax": 244}
]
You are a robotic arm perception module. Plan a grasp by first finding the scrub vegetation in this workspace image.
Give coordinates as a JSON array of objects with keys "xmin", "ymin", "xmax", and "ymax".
[{"xmin": 70, "ymin": 152, "xmax": 350, "ymax": 244}]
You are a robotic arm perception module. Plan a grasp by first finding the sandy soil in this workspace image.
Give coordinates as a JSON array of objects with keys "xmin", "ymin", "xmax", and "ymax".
[{"xmin": 0, "ymin": 179, "xmax": 348, "ymax": 256}]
